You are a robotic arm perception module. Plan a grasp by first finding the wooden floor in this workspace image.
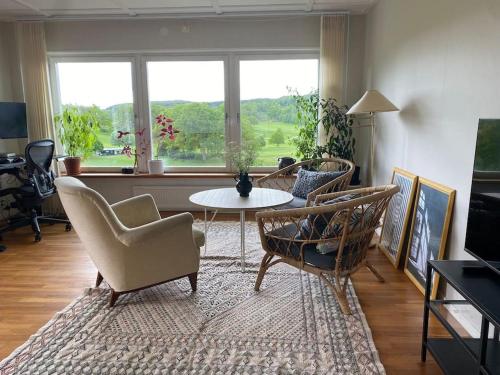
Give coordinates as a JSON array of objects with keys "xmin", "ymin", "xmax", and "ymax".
[{"xmin": 0, "ymin": 217, "xmax": 450, "ymax": 374}]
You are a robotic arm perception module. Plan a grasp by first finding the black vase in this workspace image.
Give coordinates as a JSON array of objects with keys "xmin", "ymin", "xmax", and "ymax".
[{"xmin": 235, "ymin": 172, "xmax": 253, "ymax": 197}]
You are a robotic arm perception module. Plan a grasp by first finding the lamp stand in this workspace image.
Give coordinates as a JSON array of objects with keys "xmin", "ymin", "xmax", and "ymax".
[{"xmin": 368, "ymin": 112, "xmax": 375, "ymax": 187}]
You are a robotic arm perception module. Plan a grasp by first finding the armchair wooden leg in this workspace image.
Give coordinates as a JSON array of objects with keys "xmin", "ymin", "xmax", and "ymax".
[
  {"xmin": 255, "ymin": 253, "xmax": 273, "ymax": 291},
  {"xmin": 188, "ymin": 272, "xmax": 198, "ymax": 292},
  {"xmin": 109, "ymin": 290, "xmax": 120, "ymax": 307},
  {"xmin": 96, "ymin": 272, "xmax": 103, "ymax": 287},
  {"xmin": 366, "ymin": 261, "xmax": 385, "ymax": 282},
  {"xmin": 320, "ymin": 273, "xmax": 352, "ymax": 315}
]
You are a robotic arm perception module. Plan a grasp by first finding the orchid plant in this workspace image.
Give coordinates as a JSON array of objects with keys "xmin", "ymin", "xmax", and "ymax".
[
  {"xmin": 153, "ymin": 114, "xmax": 179, "ymax": 159},
  {"xmin": 116, "ymin": 128, "xmax": 149, "ymax": 171}
]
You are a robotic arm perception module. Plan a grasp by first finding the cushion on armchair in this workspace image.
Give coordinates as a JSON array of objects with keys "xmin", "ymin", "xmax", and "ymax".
[
  {"xmin": 290, "ymin": 168, "xmax": 345, "ymax": 199},
  {"xmin": 296, "ymin": 193, "xmax": 361, "ymax": 241},
  {"xmin": 316, "ymin": 201, "xmax": 377, "ymax": 254}
]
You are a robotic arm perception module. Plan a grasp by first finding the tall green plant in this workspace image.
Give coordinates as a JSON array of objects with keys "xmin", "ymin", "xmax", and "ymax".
[
  {"xmin": 55, "ymin": 106, "xmax": 100, "ymax": 158},
  {"xmin": 290, "ymin": 90, "xmax": 355, "ymax": 162},
  {"xmin": 290, "ymin": 90, "xmax": 320, "ymax": 160},
  {"xmin": 315, "ymin": 98, "xmax": 355, "ymax": 161}
]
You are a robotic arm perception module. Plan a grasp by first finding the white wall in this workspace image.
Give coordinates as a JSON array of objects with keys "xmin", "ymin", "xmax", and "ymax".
[
  {"xmin": 0, "ymin": 22, "xmax": 26, "ymax": 155},
  {"xmin": 364, "ymin": 0, "xmax": 500, "ymax": 333},
  {"xmin": 44, "ymin": 16, "xmax": 321, "ymax": 52}
]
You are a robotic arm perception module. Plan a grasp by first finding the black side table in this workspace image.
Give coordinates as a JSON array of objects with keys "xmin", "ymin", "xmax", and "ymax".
[{"xmin": 421, "ymin": 260, "xmax": 500, "ymax": 375}]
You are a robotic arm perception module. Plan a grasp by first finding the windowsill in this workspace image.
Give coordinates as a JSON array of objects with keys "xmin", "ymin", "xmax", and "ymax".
[{"xmin": 70, "ymin": 172, "xmax": 276, "ymax": 178}]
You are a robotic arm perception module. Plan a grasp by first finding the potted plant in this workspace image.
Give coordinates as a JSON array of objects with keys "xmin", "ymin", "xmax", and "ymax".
[
  {"xmin": 150, "ymin": 114, "xmax": 179, "ymax": 174},
  {"xmin": 291, "ymin": 91, "xmax": 359, "ymax": 182},
  {"xmin": 226, "ymin": 142, "xmax": 257, "ymax": 197},
  {"xmin": 116, "ymin": 128, "xmax": 149, "ymax": 174},
  {"xmin": 55, "ymin": 106, "xmax": 100, "ymax": 175},
  {"xmin": 315, "ymin": 98, "xmax": 359, "ymax": 184}
]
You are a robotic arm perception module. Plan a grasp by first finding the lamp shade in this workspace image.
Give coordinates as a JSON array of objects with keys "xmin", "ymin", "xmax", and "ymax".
[{"xmin": 346, "ymin": 90, "xmax": 399, "ymax": 114}]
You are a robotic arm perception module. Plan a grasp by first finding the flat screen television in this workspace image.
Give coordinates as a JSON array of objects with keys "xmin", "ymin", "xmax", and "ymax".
[
  {"xmin": 0, "ymin": 102, "xmax": 28, "ymax": 139},
  {"xmin": 465, "ymin": 119, "xmax": 500, "ymax": 274}
]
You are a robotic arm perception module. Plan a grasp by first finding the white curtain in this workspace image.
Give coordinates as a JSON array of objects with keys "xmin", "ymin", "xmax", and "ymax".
[
  {"xmin": 18, "ymin": 22, "xmax": 55, "ymax": 142},
  {"xmin": 18, "ymin": 22, "xmax": 63, "ymax": 215},
  {"xmin": 318, "ymin": 15, "xmax": 348, "ymax": 145}
]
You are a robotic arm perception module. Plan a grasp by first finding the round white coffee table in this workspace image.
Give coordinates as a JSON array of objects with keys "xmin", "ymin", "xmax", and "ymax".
[{"xmin": 189, "ymin": 187, "xmax": 293, "ymax": 272}]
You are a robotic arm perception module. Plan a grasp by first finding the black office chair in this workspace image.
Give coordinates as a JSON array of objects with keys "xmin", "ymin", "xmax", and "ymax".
[{"xmin": 0, "ymin": 139, "xmax": 71, "ymax": 242}]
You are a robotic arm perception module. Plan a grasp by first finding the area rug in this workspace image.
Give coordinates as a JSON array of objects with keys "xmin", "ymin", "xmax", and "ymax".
[{"xmin": 0, "ymin": 221, "xmax": 385, "ymax": 374}]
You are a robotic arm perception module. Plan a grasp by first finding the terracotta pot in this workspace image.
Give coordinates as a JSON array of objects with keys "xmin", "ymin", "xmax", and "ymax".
[{"xmin": 64, "ymin": 157, "xmax": 81, "ymax": 176}]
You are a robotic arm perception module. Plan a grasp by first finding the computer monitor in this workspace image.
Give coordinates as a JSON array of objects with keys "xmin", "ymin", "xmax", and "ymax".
[{"xmin": 0, "ymin": 102, "xmax": 28, "ymax": 139}]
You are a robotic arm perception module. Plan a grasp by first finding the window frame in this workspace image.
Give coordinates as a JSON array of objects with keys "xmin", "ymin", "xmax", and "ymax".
[
  {"xmin": 141, "ymin": 53, "xmax": 231, "ymax": 172},
  {"xmin": 48, "ymin": 54, "xmax": 141, "ymax": 173},
  {"xmin": 234, "ymin": 52, "xmax": 319, "ymax": 171},
  {"xmin": 48, "ymin": 50, "xmax": 319, "ymax": 173}
]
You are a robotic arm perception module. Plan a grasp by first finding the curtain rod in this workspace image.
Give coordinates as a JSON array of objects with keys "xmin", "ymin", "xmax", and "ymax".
[{"xmin": 7, "ymin": 10, "xmax": 358, "ymax": 23}]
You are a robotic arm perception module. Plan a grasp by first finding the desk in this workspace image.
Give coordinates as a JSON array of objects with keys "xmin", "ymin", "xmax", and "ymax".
[{"xmin": 0, "ymin": 160, "xmax": 25, "ymax": 251}]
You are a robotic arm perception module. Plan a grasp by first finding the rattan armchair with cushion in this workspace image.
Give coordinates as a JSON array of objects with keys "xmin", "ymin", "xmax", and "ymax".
[
  {"xmin": 256, "ymin": 158, "xmax": 355, "ymax": 208},
  {"xmin": 254, "ymin": 185, "xmax": 399, "ymax": 314}
]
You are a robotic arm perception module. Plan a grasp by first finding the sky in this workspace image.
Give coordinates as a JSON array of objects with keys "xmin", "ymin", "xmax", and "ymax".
[{"xmin": 57, "ymin": 59, "xmax": 318, "ymax": 109}]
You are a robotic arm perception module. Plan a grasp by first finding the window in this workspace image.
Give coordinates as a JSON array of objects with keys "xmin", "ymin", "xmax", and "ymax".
[
  {"xmin": 147, "ymin": 60, "xmax": 226, "ymax": 167},
  {"xmin": 50, "ymin": 54, "xmax": 318, "ymax": 172},
  {"xmin": 239, "ymin": 59, "xmax": 319, "ymax": 166},
  {"xmin": 54, "ymin": 61, "xmax": 135, "ymax": 167}
]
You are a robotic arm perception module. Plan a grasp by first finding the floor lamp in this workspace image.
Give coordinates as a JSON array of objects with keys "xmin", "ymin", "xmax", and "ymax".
[
  {"xmin": 346, "ymin": 90, "xmax": 399, "ymax": 281},
  {"xmin": 346, "ymin": 90, "xmax": 399, "ymax": 186}
]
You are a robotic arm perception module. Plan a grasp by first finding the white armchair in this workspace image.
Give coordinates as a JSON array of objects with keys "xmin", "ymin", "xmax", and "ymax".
[{"xmin": 55, "ymin": 177, "xmax": 204, "ymax": 307}]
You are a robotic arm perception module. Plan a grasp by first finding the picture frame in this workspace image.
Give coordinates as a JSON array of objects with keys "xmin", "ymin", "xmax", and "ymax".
[
  {"xmin": 378, "ymin": 168, "xmax": 418, "ymax": 268},
  {"xmin": 404, "ymin": 178, "xmax": 455, "ymax": 298}
]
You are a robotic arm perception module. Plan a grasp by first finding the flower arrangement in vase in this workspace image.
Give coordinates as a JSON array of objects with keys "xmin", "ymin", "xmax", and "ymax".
[
  {"xmin": 226, "ymin": 142, "xmax": 257, "ymax": 197},
  {"xmin": 150, "ymin": 114, "xmax": 179, "ymax": 174},
  {"xmin": 116, "ymin": 128, "xmax": 148, "ymax": 174}
]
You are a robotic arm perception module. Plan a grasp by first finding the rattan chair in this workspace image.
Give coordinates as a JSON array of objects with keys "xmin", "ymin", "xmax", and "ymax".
[
  {"xmin": 256, "ymin": 158, "xmax": 355, "ymax": 207},
  {"xmin": 254, "ymin": 185, "xmax": 399, "ymax": 314}
]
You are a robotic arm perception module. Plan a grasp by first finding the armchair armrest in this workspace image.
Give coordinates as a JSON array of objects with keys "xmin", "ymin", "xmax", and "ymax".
[
  {"xmin": 116, "ymin": 212, "xmax": 201, "ymax": 292},
  {"xmin": 111, "ymin": 194, "xmax": 161, "ymax": 228},
  {"xmin": 118, "ymin": 212, "xmax": 196, "ymax": 246}
]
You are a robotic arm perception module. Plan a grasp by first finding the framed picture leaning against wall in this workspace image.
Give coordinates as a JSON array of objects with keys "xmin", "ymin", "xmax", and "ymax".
[
  {"xmin": 404, "ymin": 177, "xmax": 455, "ymax": 298},
  {"xmin": 378, "ymin": 167, "xmax": 418, "ymax": 268}
]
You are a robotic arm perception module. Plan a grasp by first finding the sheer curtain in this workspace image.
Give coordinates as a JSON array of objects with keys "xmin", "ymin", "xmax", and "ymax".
[
  {"xmin": 18, "ymin": 22, "xmax": 63, "ymax": 214},
  {"xmin": 318, "ymin": 15, "xmax": 348, "ymax": 145},
  {"xmin": 18, "ymin": 22, "xmax": 55, "ymax": 142}
]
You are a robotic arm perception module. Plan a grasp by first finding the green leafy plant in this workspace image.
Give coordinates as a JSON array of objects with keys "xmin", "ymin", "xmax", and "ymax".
[
  {"xmin": 55, "ymin": 106, "xmax": 100, "ymax": 158},
  {"xmin": 226, "ymin": 141, "xmax": 257, "ymax": 174},
  {"xmin": 290, "ymin": 90, "xmax": 320, "ymax": 160},
  {"xmin": 315, "ymin": 98, "xmax": 355, "ymax": 161},
  {"xmin": 290, "ymin": 90, "xmax": 355, "ymax": 162}
]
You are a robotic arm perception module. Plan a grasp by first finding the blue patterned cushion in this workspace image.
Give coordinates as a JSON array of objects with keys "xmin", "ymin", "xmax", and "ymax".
[
  {"xmin": 317, "ymin": 200, "xmax": 376, "ymax": 254},
  {"xmin": 290, "ymin": 169, "xmax": 345, "ymax": 199},
  {"xmin": 296, "ymin": 193, "xmax": 362, "ymax": 241}
]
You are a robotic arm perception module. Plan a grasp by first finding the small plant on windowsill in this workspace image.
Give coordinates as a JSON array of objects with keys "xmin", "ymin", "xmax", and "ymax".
[
  {"xmin": 116, "ymin": 128, "xmax": 149, "ymax": 174},
  {"xmin": 226, "ymin": 142, "xmax": 257, "ymax": 197},
  {"xmin": 55, "ymin": 106, "xmax": 100, "ymax": 176},
  {"xmin": 149, "ymin": 114, "xmax": 179, "ymax": 174}
]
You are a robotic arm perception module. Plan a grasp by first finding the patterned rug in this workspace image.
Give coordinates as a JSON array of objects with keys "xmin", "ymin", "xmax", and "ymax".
[{"xmin": 0, "ymin": 221, "xmax": 385, "ymax": 374}]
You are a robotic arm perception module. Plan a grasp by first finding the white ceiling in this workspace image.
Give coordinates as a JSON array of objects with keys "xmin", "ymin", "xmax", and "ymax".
[{"xmin": 0, "ymin": 0, "xmax": 376, "ymax": 20}]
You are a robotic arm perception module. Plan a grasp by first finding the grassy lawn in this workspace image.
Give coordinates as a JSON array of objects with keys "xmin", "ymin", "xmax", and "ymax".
[
  {"xmin": 251, "ymin": 121, "xmax": 298, "ymax": 166},
  {"xmin": 83, "ymin": 121, "xmax": 299, "ymax": 168}
]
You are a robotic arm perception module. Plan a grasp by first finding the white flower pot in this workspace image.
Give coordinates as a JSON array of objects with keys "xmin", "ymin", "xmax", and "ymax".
[{"xmin": 148, "ymin": 159, "xmax": 164, "ymax": 175}]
